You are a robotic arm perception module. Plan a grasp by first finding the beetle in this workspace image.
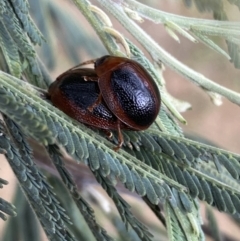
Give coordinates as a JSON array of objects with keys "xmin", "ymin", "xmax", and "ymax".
[
  {"xmin": 48, "ymin": 68, "xmax": 129, "ymax": 150},
  {"xmin": 48, "ymin": 55, "xmax": 161, "ymax": 150}
]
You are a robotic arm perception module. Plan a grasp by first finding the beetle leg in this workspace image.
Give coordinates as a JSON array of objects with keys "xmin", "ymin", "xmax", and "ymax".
[
  {"xmin": 87, "ymin": 94, "xmax": 103, "ymax": 112},
  {"xmin": 114, "ymin": 120, "xmax": 124, "ymax": 151}
]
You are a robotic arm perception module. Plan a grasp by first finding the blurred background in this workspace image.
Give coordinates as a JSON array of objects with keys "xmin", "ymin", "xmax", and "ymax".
[{"xmin": 1, "ymin": 0, "xmax": 240, "ymax": 240}]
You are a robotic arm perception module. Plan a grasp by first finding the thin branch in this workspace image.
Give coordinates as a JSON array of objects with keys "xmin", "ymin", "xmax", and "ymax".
[
  {"xmin": 122, "ymin": 0, "xmax": 240, "ymax": 34},
  {"xmin": 71, "ymin": 0, "xmax": 120, "ymax": 55},
  {"xmin": 98, "ymin": 0, "xmax": 240, "ymax": 106}
]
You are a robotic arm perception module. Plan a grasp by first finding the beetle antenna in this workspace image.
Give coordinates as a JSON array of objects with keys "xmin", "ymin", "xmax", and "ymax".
[
  {"xmin": 71, "ymin": 58, "xmax": 99, "ymax": 70},
  {"xmin": 58, "ymin": 58, "xmax": 98, "ymax": 77},
  {"xmin": 56, "ymin": 58, "xmax": 99, "ymax": 78}
]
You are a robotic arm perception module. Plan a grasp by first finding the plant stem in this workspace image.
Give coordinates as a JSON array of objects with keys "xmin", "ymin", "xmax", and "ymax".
[
  {"xmin": 72, "ymin": 0, "xmax": 119, "ymax": 55},
  {"xmin": 98, "ymin": 0, "xmax": 240, "ymax": 106},
  {"xmin": 122, "ymin": 0, "xmax": 240, "ymax": 36}
]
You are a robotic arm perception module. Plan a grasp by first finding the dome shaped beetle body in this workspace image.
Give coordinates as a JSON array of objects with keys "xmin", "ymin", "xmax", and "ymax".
[
  {"xmin": 48, "ymin": 55, "xmax": 161, "ymax": 150},
  {"xmin": 48, "ymin": 68, "xmax": 129, "ymax": 131},
  {"xmin": 94, "ymin": 55, "xmax": 161, "ymax": 130}
]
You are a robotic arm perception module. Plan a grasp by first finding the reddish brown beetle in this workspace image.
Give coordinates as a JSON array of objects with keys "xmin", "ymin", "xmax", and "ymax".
[
  {"xmin": 48, "ymin": 68, "xmax": 130, "ymax": 150},
  {"xmin": 48, "ymin": 55, "xmax": 161, "ymax": 150}
]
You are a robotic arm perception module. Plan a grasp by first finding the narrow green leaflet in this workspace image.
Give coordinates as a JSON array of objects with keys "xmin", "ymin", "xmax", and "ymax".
[{"xmin": 0, "ymin": 122, "xmax": 74, "ymax": 241}]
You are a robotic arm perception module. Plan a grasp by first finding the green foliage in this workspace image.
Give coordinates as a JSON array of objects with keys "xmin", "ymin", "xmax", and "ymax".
[{"xmin": 0, "ymin": 0, "xmax": 240, "ymax": 241}]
